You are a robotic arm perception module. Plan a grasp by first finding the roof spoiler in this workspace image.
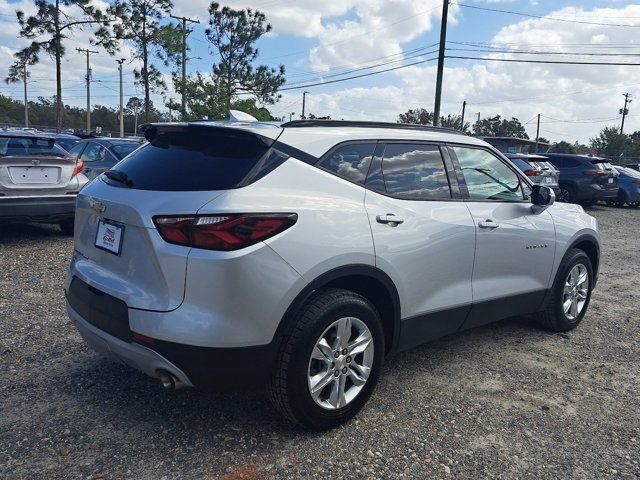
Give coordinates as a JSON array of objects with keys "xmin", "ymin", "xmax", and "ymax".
[{"xmin": 229, "ymin": 110, "xmax": 258, "ymax": 122}]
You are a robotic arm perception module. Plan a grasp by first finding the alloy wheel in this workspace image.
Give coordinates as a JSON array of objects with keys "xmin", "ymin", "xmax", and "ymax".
[
  {"xmin": 307, "ymin": 317, "xmax": 374, "ymax": 410},
  {"xmin": 562, "ymin": 264, "xmax": 589, "ymax": 320}
]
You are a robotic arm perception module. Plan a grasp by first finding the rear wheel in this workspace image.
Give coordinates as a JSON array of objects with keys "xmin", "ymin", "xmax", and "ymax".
[
  {"xmin": 558, "ymin": 185, "xmax": 575, "ymax": 203},
  {"xmin": 535, "ymin": 248, "xmax": 593, "ymax": 332},
  {"xmin": 267, "ymin": 288, "xmax": 384, "ymax": 430},
  {"xmin": 59, "ymin": 219, "xmax": 74, "ymax": 236}
]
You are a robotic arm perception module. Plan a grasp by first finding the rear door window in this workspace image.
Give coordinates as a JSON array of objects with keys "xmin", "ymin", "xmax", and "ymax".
[
  {"xmin": 81, "ymin": 143, "xmax": 105, "ymax": 162},
  {"xmin": 110, "ymin": 126, "xmax": 273, "ymax": 191},
  {"xmin": 66, "ymin": 142, "xmax": 86, "ymax": 160},
  {"xmin": 378, "ymin": 143, "xmax": 451, "ymax": 200},
  {"xmin": 317, "ymin": 143, "xmax": 375, "ymax": 185}
]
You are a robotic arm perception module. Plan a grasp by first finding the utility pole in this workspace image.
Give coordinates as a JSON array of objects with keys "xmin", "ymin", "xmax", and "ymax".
[
  {"xmin": 289, "ymin": 112, "xmax": 295, "ymax": 121},
  {"xmin": 170, "ymin": 14, "xmax": 200, "ymax": 118},
  {"xmin": 116, "ymin": 59, "xmax": 125, "ymax": 138},
  {"xmin": 460, "ymin": 100, "xmax": 466, "ymax": 131},
  {"xmin": 475, "ymin": 112, "xmax": 481, "ymax": 135},
  {"xmin": 433, "ymin": 0, "xmax": 449, "ymax": 126},
  {"xmin": 302, "ymin": 91, "xmax": 309, "ymax": 119},
  {"xmin": 535, "ymin": 113, "xmax": 541, "ymax": 153},
  {"xmin": 22, "ymin": 63, "xmax": 28, "ymax": 128},
  {"xmin": 76, "ymin": 48, "xmax": 98, "ymax": 133},
  {"xmin": 620, "ymin": 93, "xmax": 632, "ymax": 134}
]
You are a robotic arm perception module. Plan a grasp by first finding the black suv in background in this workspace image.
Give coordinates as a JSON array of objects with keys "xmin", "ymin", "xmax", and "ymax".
[{"xmin": 542, "ymin": 153, "xmax": 618, "ymax": 205}]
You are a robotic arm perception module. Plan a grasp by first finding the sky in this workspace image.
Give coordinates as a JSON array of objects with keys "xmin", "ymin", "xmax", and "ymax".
[{"xmin": 0, "ymin": 0, "xmax": 639, "ymax": 143}]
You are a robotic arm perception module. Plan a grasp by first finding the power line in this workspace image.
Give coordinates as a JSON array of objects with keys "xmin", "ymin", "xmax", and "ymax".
[
  {"xmin": 446, "ymin": 47, "xmax": 640, "ymax": 57},
  {"xmin": 447, "ymin": 56, "xmax": 640, "ymax": 66},
  {"xmin": 452, "ymin": 2, "xmax": 640, "ymax": 28},
  {"xmin": 280, "ymin": 57, "xmax": 438, "ymax": 91},
  {"xmin": 284, "ymin": 48, "xmax": 439, "ymax": 87}
]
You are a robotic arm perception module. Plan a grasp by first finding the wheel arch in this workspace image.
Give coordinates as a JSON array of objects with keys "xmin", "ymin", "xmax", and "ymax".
[
  {"xmin": 275, "ymin": 265, "xmax": 401, "ymax": 356},
  {"xmin": 567, "ymin": 234, "xmax": 600, "ymax": 285}
]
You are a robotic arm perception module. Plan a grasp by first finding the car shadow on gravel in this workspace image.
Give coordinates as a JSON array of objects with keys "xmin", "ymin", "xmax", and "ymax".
[
  {"xmin": 61, "ymin": 314, "xmax": 547, "ymax": 437},
  {"xmin": 0, "ymin": 223, "xmax": 65, "ymax": 243}
]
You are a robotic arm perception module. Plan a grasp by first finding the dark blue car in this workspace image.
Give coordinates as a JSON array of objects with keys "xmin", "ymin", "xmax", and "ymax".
[
  {"xmin": 542, "ymin": 153, "xmax": 619, "ymax": 206},
  {"xmin": 65, "ymin": 138, "xmax": 143, "ymax": 180},
  {"xmin": 610, "ymin": 166, "xmax": 640, "ymax": 207}
]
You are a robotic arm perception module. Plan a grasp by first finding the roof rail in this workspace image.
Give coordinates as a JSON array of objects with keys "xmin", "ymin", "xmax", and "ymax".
[{"xmin": 280, "ymin": 119, "xmax": 467, "ymax": 135}]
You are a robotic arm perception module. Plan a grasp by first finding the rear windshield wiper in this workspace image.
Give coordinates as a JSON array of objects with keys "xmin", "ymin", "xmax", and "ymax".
[{"xmin": 104, "ymin": 170, "xmax": 133, "ymax": 187}]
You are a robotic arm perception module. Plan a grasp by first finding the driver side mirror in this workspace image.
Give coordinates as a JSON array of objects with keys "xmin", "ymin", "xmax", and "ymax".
[{"xmin": 531, "ymin": 185, "xmax": 555, "ymax": 210}]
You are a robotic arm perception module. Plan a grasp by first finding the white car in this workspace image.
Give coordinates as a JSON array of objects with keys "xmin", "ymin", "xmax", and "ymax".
[{"xmin": 65, "ymin": 120, "xmax": 600, "ymax": 430}]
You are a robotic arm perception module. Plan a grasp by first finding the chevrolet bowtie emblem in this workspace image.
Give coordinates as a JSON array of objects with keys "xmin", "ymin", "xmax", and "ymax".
[{"xmin": 89, "ymin": 198, "xmax": 106, "ymax": 214}]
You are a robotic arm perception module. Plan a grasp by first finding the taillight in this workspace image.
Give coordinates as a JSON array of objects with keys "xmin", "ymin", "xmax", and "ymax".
[
  {"xmin": 523, "ymin": 169, "xmax": 540, "ymax": 176},
  {"xmin": 582, "ymin": 170, "xmax": 607, "ymax": 177},
  {"xmin": 153, "ymin": 213, "xmax": 298, "ymax": 251},
  {"xmin": 72, "ymin": 160, "xmax": 84, "ymax": 177}
]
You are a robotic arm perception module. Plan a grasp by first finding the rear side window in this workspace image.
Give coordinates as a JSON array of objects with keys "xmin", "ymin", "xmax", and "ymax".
[
  {"xmin": 563, "ymin": 158, "xmax": 582, "ymax": 168},
  {"xmin": 317, "ymin": 143, "xmax": 375, "ymax": 185},
  {"xmin": 110, "ymin": 127, "xmax": 272, "ymax": 191},
  {"xmin": 379, "ymin": 143, "xmax": 451, "ymax": 200},
  {"xmin": 66, "ymin": 142, "xmax": 85, "ymax": 159},
  {"xmin": 592, "ymin": 161, "xmax": 613, "ymax": 171}
]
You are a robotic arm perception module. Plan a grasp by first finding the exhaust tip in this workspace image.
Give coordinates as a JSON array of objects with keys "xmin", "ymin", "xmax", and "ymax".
[{"xmin": 158, "ymin": 370, "xmax": 176, "ymax": 390}]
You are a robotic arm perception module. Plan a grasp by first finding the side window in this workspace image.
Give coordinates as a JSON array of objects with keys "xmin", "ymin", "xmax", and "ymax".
[
  {"xmin": 380, "ymin": 143, "xmax": 451, "ymax": 200},
  {"xmin": 453, "ymin": 147, "xmax": 525, "ymax": 201},
  {"xmin": 80, "ymin": 143, "xmax": 103, "ymax": 162},
  {"xmin": 564, "ymin": 158, "xmax": 581, "ymax": 168},
  {"xmin": 317, "ymin": 143, "xmax": 375, "ymax": 185},
  {"xmin": 66, "ymin": 143, "xmax": 85, "ymax": 160}
]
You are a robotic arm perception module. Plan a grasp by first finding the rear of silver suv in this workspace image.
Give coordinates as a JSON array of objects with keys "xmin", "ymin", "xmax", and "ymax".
[{"xmin": 66, "ymin": 120, "xmax": 601, "ymax": 430}]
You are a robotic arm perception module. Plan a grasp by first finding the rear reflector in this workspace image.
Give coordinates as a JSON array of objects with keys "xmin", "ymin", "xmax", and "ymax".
[{"xmin": 153, "ymin": 213, "xmax": 298, "ymax": 251}]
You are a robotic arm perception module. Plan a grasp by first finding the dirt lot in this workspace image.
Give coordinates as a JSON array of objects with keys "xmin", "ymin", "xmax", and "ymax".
[{"xmin": 1, "ymin": 205, "xmax": 639, "ymax": 479}]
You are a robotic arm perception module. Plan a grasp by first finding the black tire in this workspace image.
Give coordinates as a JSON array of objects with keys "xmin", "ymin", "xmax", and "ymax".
[
  {"xmin": 535, "ymin": 248, "xmax": 593, "ymax": 332},
  {"xmin": 59, "ymin": 219, "xmax": 75, "ymax": 236},
  {"xmin": 267, "ymin": 288, "xmax": 385, "ymax": 430},
  {"xmin": 628, "ymin": 201, "xmax": 640, "ymax": 208},
  {"xmin": 580, "ymin": 199, "xmax": 596, "ymax": 207},
  {"xmin": 558, "ymin": 184, "xmax": 575, "ymax": 203}
]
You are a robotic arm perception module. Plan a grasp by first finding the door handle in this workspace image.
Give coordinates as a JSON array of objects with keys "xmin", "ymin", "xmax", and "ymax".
[
  {"xmin": 478, "ymin": 219, "xmax": 499, "ymax": 229},
  {"xmin": 376, "ymin": 214, "xmax": 404, "ymax": 225}
]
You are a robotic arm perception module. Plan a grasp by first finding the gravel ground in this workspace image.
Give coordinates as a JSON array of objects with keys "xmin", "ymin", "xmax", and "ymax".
[{"xmin": 1, "ymin": 205, "xmax": 639, "ymax": 480}]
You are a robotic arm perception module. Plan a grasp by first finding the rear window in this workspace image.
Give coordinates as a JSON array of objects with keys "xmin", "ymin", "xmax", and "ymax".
[
  {"xmin": 509, "ymin": 157, "xmax": 532, "ymax": 172},
  {"xmin": 592, "ymin": 161, "xmax": 614, "ymax": 170},
  {"xmin": 110, "ymin": 127, "xmax": 272, "ymax": 191},
  {"xmin": 111, "ymin": 142, "xmax": 140, "ymax": 160},
  {"xmin": 0, "ymin": 136, "xmax": 67, "ymax": 156}
]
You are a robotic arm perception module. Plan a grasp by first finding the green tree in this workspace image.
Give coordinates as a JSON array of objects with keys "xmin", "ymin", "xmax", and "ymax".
[
  {"xmin": 590, "ymin": 126, "xmax": 629, "ymax": 156},
  {"xmin": 398, "ymin": 108, "xmax": 432, "ymax": 125},
  {"xmin": 204, "ymin": 2, "xmax": 285, "ymax": 111},
  {"xmin": 397, "ymin": 109, "xmax": 469, "ymax": 132},
  {"xmin": 10, "ymin": 0, "xmax": 111, "ymax": 132},
  {"xmin": 549, "ymin": 140, "xmax": 576, "ymax": 154},
  {"xmin": 473, "ymin": 115, "xmax": 529, "ymax": 139},
  {"xmin": 103, "ymin": 0, "xmax": 181, "ymax": 122},
  {"xmin": 126, "ymin": 96, "xmax": 144, "ymax": 133}
]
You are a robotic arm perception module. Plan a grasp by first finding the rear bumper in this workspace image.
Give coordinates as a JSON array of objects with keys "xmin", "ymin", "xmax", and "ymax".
[
  {"xmin": 0, "ymin": 194, "xmax": 77, "ymax": 223},
  {"xmin": 67, "ymin": 302, "xmax": 194, "ymax": 388},
  {"xmin": 65, "ymin": 276, "xmax": 281, "ymax": 388}
]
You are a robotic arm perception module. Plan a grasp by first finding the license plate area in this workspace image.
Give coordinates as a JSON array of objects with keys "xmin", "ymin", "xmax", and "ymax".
[
  {"xmin": 9, "ymin": 166, "xmax": 60, "ymax": 184},
  {"xmin": 95, "ymin": 220, "xmax": 124, "ymax": 255}
]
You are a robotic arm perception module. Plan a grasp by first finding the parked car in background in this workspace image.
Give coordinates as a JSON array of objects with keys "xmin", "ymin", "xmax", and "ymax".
[
  {"xmin": 542, "ymin": 153, "xmax": 618, "ymax": 205},
  {"xmin": 65, "ymin": 137, "xmax": 143, "ymax": 180},
  {"xmin": 625, "ymin": 163, "xmax": 640, "ymax": 172},
  {"xmin": 50, "ymin": 133, "xmax": 81, "ymax": 152},
  {"xmin": 0, "ymin": 130, "xmax": 88, "ymax": 234},
  {"xmin": 609, "ymin": 166, "xmax": 640, "ymax": 207},
  {"xmin": 506, "ymin": 153, "xmax": 560, "ymax": 197},
  {"xmin": 66, "ymin": 119, "xmax": 600, "ymax": 430}
]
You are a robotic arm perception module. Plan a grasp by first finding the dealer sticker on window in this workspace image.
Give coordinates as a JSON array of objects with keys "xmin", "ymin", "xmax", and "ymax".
[{"xmin": 95, "ymin": 220, "xmax": 124, "ymax": 255}]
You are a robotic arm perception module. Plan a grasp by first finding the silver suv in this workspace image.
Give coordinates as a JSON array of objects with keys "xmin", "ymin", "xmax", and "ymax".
[{"xmin": 65, "ymin": 120, "xmax": 600, "ymax": 429}]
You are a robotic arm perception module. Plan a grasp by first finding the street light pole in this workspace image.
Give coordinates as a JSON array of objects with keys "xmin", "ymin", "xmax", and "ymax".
[
  {"xmin": 23, "ymin": 63, "xmax": 28, "ymax": 128},
  {"xmin": 302, "ymin": 91, "xmax": 309, "ymax": 119},
  {"xmin": 170, "ymin": 14, "xmax": 200, "ymax": 118},
  {"xmin": 116, "ymin": 59, "xmax": 125, "ymax": 138}
]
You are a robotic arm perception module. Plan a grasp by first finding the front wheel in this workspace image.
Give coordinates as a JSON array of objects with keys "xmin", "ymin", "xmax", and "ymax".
[
  {"xmin": 535, "ymin": 248, "xmax": 593, "ymax": 332},
  {"xmin": 557, "ymin": 185, "xmax": 575, "ymax": 203},
  {"xmin": 267, "ymin": 288, "xmax": 384, "ymax": 430}
]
